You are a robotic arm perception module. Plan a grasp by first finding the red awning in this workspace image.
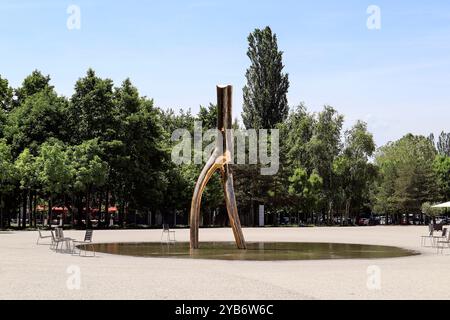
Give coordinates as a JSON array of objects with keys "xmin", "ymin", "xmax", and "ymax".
[
  {"xmin": 36, "ymin": 206, "xmax": 68, "ymax": 213},
  {"xmin": 36, "ymin": 206, "xmax": 118, "ymax": 213},
  {"xmin": 108, "ymin": 207, "xmax": 118, "ymax": 213},
  {"xmin": 88, "ymin": 207, "xmax": 118, "ymax": 213}
]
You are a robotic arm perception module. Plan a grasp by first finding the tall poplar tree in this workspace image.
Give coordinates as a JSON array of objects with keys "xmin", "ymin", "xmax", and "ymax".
[{"xmin": 242, "ymin": 26, "xmax": 290, "ymax": 129}]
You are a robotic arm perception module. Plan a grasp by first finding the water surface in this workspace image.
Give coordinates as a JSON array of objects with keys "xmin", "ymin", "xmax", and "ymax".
[{"xmin": 82, "ymin": 241, "xmax": 419, "ymax": 261}]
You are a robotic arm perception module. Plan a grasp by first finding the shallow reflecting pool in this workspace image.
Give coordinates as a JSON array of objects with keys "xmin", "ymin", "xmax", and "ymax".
[{"xmin": 81, "ymin": 242, "xmax": 419, "ymax": 261}]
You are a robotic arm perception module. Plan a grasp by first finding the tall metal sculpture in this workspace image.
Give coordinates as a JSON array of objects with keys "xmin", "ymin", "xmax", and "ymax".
[{"xmin": 190, "ymin": 85, "xmax": 247, "ymax": 250}]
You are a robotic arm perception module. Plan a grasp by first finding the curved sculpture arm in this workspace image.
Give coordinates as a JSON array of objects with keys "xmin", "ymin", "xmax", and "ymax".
[{"xmin": 190, "ymin": 148, "xmax": 223, "ymax": 248}]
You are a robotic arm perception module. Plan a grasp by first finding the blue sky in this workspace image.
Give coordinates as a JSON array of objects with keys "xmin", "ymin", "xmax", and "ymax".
[{"xmin": 1, "ymin": 0, "xmax": 449, "ymax": 146}]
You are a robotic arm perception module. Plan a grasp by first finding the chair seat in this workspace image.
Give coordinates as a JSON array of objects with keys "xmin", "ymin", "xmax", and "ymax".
[
  {"xmin": 72, "ymin": 240, "xmax": 91, "ymax": 244},
  {"xmin": 57, "ymin": 237, "xmax": 74, "ymax": 241}
]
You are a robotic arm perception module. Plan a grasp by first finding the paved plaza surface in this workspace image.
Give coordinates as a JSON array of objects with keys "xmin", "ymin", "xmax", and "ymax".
[{"xmin": 1, "ymin": 226, "xmax": 449, "ymax": 300}]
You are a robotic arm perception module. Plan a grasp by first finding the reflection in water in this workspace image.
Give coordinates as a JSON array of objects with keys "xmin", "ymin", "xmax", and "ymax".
[{"xmin": 80, "ymin": 242, "xmax": 419, "ymax": 261}]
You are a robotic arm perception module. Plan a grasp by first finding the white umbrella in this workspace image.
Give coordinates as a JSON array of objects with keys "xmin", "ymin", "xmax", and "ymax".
[{"xmin": 432, "ymin": 202, "xmax": 450, "ymax": 208}]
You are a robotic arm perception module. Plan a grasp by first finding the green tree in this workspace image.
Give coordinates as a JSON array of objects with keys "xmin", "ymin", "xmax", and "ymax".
[
  {"xmin": 374, "ymin": 134, "xmax": 438, "ymax": 224},
  {"xmin": 437, "ymin": 132, "xmax": 450, "ymax": 157},
  {"xmin": 15, "ymin": 149, "xmax": 38, "ymax": 228},
  {"xmin": 0, "ymin": 75, "xmax": 13, "ymax": 112},
  {"xmin": 333, "ymin": 121, "xmax": 376, "ymax": 223},
  {"xmin": 68, "ymin": 139, "xmax": 108, "ymax": 227},
  {"xmin": 0, "ymin": 108, "xmax": 5, "ymax": 139},
  {"xmin": 242, "ymin": 26, "xmax": 289, "ymax": 129},
  {"xmin": 14, "ymin": 70, "xmax": 53, "ymax": 107},
  {"xmin": 35, "ymin": 140, "xmax": 72, "ymax": 225},
  {"xmin": 67, "ymin": 69, "xmax": 117, "ymax": 226},
  {"xmin": 288, "ymin": 168, "xmax": 323, "ymax": 223},
  {"xmin": 109, "ymin": 79, "xmax": 168, "ymax": 226},
  {"xmin": 0, "ymin": 139, "xmax": 15, "ymax": 229},
  {"xmin": 433, "ymin": 155, "xmax": 450, "ymax": 201},
  {"xmin": 68, "ymin": 69, "xmax": 115, "ymax": 144},
  {"xmin": 307, "ymin": 106, "xmax": 344, "ymax": 222},
  {"xmin": 5, "ymin": 88, "xmax": 68, "ymax": 154},
  {"xmin": 283, "ymin": 104, "xmax": 316, "ymax": 171},
  {"xmin": 421, "ymin": 202, "xmax": 441, "ymax": 223}
]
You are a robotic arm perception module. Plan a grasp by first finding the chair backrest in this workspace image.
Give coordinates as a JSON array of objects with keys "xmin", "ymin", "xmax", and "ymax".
[
  {"xmin": 163, "ymin": 224, "xmax": 170, "ymax": 231},
  {"xmin": 84, "ymin": 229, "xmax": 93, "ymax": 242},
  {"xmin": 429, "ymin": 224, "xmax": 434, "ymax": 236},
  {"xmin": 54, "ymin": 228, "xmax": 60, "ymax": 239}
]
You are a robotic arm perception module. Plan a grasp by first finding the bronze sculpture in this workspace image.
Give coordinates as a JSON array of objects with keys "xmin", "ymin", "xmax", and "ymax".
[{"xmin": 189, "ymin": 85, "xmax": 247, "ymax": 250}]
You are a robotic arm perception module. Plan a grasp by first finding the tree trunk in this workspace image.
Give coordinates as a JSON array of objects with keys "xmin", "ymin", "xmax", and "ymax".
[
  {"xmin": 28, "ymin": 189, "xmax": 32, "ymax": 228},
  {"xmin": 48, "ymin": 197, "xmax": 52, "ymax": 226},
  {"xmin": 345, "ymin": 199, "xmax": 351, "ymax": 226},
  {"xmin": 0, "ymin": 194, "xmax": 3, "ymax": 230},
  {"xmin": 33, "ymin": 192, "xmax": 37, "ymax": 228},
  {"xmin": 119, "ymin": 201, "xmax": 124, "ymax": 227},
  {"xmin": 86, "ymin": 190, "xmax": 91, "ymax": 228},
  {"xmin": 97, "ymin": 191, "xmax": 103, "ymax": 228},
  {"xmin": 21, "ymin": 190, "xmax": 26, "ymax": 229},
  {"xmin": 105, "ymin": 189, "xmax": 110, "ymax": 228},
  {"xmin": 76, "ymin": 194, "xmax": 83, "ymax": 228}
]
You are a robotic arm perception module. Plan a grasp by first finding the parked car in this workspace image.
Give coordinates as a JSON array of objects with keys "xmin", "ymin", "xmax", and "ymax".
[
  {"xmin": 358, "ymin": 218, "xmax": 370, "ymax": 226},
  {"xmin": 435, "ymin": 217, "xmax": 450, "ymax": 225},
  {"xmin": 369, "ymin": 217, "xmax": 380, "ymax": 226},
  {"xmin": 280, "ymin": 216, "xmax": 290, "ymax": 225},
  {"xmin": 379, "ymin": 216, "xmax": 392, "ymax": 225},
  {"xmin": 333, "ymin": 217, "xmax": 353, "ymax": 225}
]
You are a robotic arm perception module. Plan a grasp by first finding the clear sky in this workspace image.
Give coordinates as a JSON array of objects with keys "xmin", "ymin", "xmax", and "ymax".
[{"xmin": 0, "ymin": 0, "xmax": 449, "ymax": 147}]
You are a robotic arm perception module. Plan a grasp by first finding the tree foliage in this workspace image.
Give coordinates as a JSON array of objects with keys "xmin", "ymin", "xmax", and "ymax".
[{"xmin": 242, "ymin": 26, "xmax": 289, "ymax": 129}]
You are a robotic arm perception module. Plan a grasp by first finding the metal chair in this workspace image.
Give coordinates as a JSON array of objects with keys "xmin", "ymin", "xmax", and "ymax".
[
  {"xmin": 161, "ymin": 224, "xmax": 176, "ymax": 243},
  {"xmin": 54, "ymin": 228, "xmax": 73, "ymax": 253},
  {"xmin": 36, "ymin": 229, "xmax": 52, "ymax": 245},
  {"xmin": 49, "ymin": 230, "xmax": 57, "ymax": 250},
  {"xmin": 421, "ymin": 224, "xmax": 435, "ymax": 247},
  {"xmin": 431, "ymin": 227, "xmax": 448, "ymax": 248},
  {"xmin": 437, "ymin": 228, "xmax": 450, "ymax": 254},
  {"xmin": 72, "ymin": 230, "xmax": 95, "ymax": 257}
]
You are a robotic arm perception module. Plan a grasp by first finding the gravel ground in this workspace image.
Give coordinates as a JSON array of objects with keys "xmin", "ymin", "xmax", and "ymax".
[{"xmin": 1, "ymin": 226, "xmax": 449, "ymax": 300}]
